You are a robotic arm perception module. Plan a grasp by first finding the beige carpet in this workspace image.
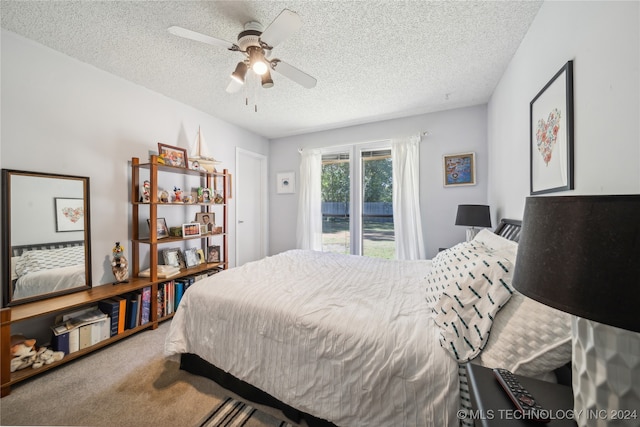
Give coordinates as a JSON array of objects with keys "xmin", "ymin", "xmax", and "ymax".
[{"xmin": 0, "ymin": 321, "xmax": 303, "ymax": 427}]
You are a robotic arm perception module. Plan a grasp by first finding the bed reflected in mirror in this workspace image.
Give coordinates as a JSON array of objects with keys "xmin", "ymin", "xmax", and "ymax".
[{"xmin": 2, "ymin": 169, "xmax": 92, "ymax": 306}]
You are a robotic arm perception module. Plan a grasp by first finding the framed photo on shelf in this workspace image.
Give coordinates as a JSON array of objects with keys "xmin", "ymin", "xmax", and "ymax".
[
  {"xmin": 207, "ymin": 245, "xmax": 221, "ymax": 263},
  {"xmin": 163, "ymin": 247, "xmax": 184, "ymax": 268},
  {"xmin": 196, "ymin": 249, "xmax": 206, "ymax": 264},
  {"xmin": 443, "ymin": 152, "xmax": 476, "ymax": 187},
  {"xmin": 530, "ymin": 60, "xmax": 574, "ymax": 195},
  {"xmin": 183, "ymin": 248, "xmax": 199, "ymax": 268},
  {"xmin": 147, "ymin": 218, "xmax": 169, "ymax": 239},
  {"xmin": 194, "ymin": 212, "xmax": 215, "ymax": 234},
  {"xmin": 157, "ymin": 143, "xmax": 188, "ymax": 168},
  {"xmin": 54, "ymin": 197, "xmax": 85, "ymax": 232},
  {"xmin": 182, "ymin": 223, "xmax": 201, "ymax": 238}
]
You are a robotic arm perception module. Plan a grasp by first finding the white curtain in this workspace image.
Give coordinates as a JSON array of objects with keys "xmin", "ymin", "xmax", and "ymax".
[
  {"xmin": 392, "ymin": 135, "xmax": 426, "ymax": 260},
  {"xmin": 296, "ymin": 148, "xmax": 323, "ymax": 250}
]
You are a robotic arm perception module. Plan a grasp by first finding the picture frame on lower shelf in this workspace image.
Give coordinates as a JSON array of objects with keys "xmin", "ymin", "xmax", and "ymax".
[
  {"xmin": 163, "ymin": 247, "xmax": 184, "ymax": 268},
  {"xmin": 207, "ymin": 245, "xmax": 220, "ymax": 263},
  {"xmin": 183, "ymin": 248, "xmax": 199, "ymax": 268}
]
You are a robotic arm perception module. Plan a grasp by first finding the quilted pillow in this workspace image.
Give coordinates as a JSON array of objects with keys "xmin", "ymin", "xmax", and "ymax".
[
  {"xmin": 477, "ymin": 291, "xmax": 572, "ymax": 377},
  {"xmin": 432, "ymin": 251, "xmax": 515, "ymax": 362},
  {"xmin": 424, "ymin": 240, "xmax": 490, "ymax": 304},
  {"xmin": 15, "ymin": 245, "xmax": 85, "ymax": 277}
]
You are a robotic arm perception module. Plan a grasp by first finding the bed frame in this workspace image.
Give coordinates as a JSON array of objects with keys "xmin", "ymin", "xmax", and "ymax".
[
  {"xmin": 179, "ymin": 219, "xmax": 524, "ymax": 427},
  {"xmin": 10, "ymin": 240, "xmax": 85, "ymax": 257}
]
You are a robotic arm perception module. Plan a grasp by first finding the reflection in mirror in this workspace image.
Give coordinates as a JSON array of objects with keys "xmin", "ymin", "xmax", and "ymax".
[{"xmin": 2, "ymin": 170, "xmax": 91, "ymax": 306}]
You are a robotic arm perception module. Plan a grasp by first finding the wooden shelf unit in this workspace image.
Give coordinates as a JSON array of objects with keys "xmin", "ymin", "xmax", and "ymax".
[{"xmin": 0, "ymin": 157, "xmax": 230, "ymax": 397}]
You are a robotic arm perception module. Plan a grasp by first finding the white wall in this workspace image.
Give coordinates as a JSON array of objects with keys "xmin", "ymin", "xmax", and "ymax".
[
  {"xmin": 488, "ymin": 1, "xmax": 640, "ymax": 219},
  {"xmin": 1, "ymin": 30, "xmax": 269, "ymax": 292},
  {"xmin": 269, "ymin": 105, "xmax": 489, "ymax": 258}
]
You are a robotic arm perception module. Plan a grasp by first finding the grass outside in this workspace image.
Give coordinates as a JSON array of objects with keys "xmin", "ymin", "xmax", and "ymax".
[{"xmin": 322, "ymin": 217, "xmax": 395, "ymax": 259}]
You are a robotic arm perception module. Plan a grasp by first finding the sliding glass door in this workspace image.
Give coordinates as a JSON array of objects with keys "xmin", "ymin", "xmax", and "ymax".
[{"xmin": 321, "ymin": 143, "xmax": 395, "ymax": 259}]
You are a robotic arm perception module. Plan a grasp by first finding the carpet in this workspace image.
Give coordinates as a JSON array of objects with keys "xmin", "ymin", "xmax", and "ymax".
[{"xmin": 198, "ymin": 396, "xmax": 293, "ymax": 427}]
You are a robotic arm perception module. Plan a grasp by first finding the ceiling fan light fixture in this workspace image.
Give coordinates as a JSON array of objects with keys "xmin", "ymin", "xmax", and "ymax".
[
  {"xmin": 247, "ymin": 46, "xmax": 268, "ymax": 75},
  {"xmin": 231, "ymin": 61, "xmax": 248, "ymax": 84},
  {"xmin": 261, "ymin": 69, "xmax": 274, "ymax": 88}
]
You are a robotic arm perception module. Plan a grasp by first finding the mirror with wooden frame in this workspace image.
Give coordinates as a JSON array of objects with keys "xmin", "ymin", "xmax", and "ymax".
[{"xmin": 2, "ymin": 169, "xmax": 92, "ymax": 306}]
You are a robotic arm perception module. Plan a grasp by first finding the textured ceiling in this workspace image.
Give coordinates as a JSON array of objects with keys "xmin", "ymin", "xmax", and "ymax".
[{"xmin": 0, "ymin": 1, "xmax": 543, "ymax": 139}]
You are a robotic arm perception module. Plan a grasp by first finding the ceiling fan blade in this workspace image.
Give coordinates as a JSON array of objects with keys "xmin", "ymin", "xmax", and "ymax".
[
  {"xmin": 168, "ymin": 26, "xmax": 237, "ymax": 51},
  {"xmin": 271, "ymin": 60, "xmax": 317, "ymax": 89},
  {"xmin": 260, "ymin": 9, "xmax": 302, "ymax": 48},
  {"xmin": 226, "ymin": 79, "xmax": 243, "ymax": 93}
]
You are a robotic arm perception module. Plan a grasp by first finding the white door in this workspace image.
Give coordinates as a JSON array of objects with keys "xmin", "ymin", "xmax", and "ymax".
[{"xmin": 236, "ymin": 148, "xmax": 268, "ymax": 266}]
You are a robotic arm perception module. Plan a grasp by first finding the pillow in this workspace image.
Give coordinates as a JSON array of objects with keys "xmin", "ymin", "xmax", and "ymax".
[
  {"xmin": 432, "ymin": 248, "xmax": 515, "ymax": 362},
  {"xmin": 476, "ymin": 290, "xmax": 572, "ymax": 377},
  {"xmin": 15, "ymin": 245, "xmax": 85, "ymax": 277},
  {"xmin": 472, "ymin": 229, "xmax": 518, "ymax": 260},
  {"xmin": 424, "ymin": 240, "xmax": 491, "ymax": 304}
]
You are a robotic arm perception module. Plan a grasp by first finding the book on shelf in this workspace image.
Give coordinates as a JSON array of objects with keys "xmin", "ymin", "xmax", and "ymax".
[
  {"xmin": 52, "ymin": 307, "xmax": 108, "ymax": 336},
  {"xmin": 138, "ymin": 265, "xmax": 181, "ymax": 278},
  {"xmin": 51, "ymin": 330, "xmax": 70, "ymax": 354},
  {"xmin": 111, "ymin": 296, "xmax": 127, "ymax": 334},
  {"xmin": 125, "ymin": 293, "xmax": 139, "ymax": 330},
  {"xmin": 98, "ymin": 299, "xmax": 120, "ymax": 337},
  {"xmin": 140, "ymin": 286, "xmax": 151, "ymax": 325}
]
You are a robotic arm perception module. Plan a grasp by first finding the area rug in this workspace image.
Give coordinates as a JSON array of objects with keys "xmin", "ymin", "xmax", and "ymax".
[{"xmin": 198, "ymin": 396, "xmax": 293, "ymax": 427}]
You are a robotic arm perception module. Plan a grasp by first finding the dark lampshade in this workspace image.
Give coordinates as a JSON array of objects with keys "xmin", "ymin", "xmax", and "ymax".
[
  {"xmin": 512, "ymin": 195, "xmax": 640, "ymax": 333},
  {"xmin": 455, "ymin": 205, "xmax": 492, "ymax": 227}
]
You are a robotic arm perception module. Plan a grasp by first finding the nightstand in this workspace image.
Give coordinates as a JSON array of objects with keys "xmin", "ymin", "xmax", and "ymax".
[{"xmin": 465, "ymin": 363, "xmax": 577, "ymax": 426}]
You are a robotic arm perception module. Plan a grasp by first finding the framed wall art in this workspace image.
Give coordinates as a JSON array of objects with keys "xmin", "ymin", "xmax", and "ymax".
[
  {"xmin": 530, "ymin": 60, "xmax": 574, "ymax": 195},
  {"xmin": 443, "ymin": 152, "xmax": 476, "ymax": 187},
  {"xmin": 54, "ymin": 198, "xmax": 85, "ymax": 232},
  {"xmin": 157, "ymin": 143, "xmax": 188, "ymax": 168},
  {"xmin": 276, "ymin": 171, "xmax": 295, "ymax": 194}
]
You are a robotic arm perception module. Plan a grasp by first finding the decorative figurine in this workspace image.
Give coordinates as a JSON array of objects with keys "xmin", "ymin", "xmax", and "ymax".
[
  {"xmin": 140, "ymin": 180, "xmax": 150, "ymax": 203},
  {"xmin": 173, "ymin": 186, "xmax": 182, "ymax": 203},
  {"xmin": 111, "ymin": 242, "xmax": 129, "ymax": 284}
]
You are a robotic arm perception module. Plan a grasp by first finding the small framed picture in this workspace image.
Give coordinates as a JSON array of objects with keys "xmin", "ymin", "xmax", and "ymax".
[
  {"xmin": 443, "ymin": 152, "xmax": 476, "ymax": 187},
  {"xmin": 163, "ymin": 247, "xmax": 184, "ymax": 268},
  {"xmin": 157, "ymin": 143, "xmax": 188, "ymax": 168},
  {"xmin": 183, "ymin": 248, "xmax": 199, "ymax": 268},
  {"xmin": 182, "ymin": 223, "xmax": 201, "ymax": 238},
  {"xmin": 194, "ymin": 212, "xmax": 215, "ymax": 234},
  {"xmin": 198, "ymin": 187, "xmax": 212, "ymax": 203},
  {"xmin": 54, "ymin": 197, "xmax": 85, "ymax": 232},
  {"xmin": 276, "ymin": 171, "xmax": 295, "ymax": 194},
  {"xmin": 207, "ymin": 245, "xmax": 220, "ymax": 263},
  {"xmin": 147, "ymin": 218, "xmax": 169, "ymax": 239},
  {"xmin": 196, "ymin": 249, "xmax": 206, "ymax": 264}
]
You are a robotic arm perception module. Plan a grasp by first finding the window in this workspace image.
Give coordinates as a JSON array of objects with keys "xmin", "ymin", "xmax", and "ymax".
[{"xmin": 321, "ymin": 144, "xmax": 395, "ymax": 259}]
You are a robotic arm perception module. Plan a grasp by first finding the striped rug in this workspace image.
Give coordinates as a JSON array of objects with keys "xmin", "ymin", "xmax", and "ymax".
[{"xmin": 198, "ymin": 397, "xmax": 293, "ymax": 427}]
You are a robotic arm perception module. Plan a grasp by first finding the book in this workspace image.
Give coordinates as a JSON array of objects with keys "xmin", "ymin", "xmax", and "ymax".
[
  {"xmin": 79, "ymin": 324, "xmax": 93, "ymax": 350},
  {"xmin": 111, "ymin": 296, "xmax": 127, "ymax": 334},
  {"xmin": 51, "ymin": 330, "xmax": 70, "ymax": 354},
  {"xmin": 140, "ymin": 286, "xmax": 151, "ymax": 325},
  {"xmin": 125, "ymin": 293, "xmax": 139, "ymax": 330},
  {"xmin": 52, "ymin": 307, "xmax": 108, "ymax": 336},
  {"xmin": 157, "ymin": 283, "xmax": 165, "ymax": 318},
  {"xmin": 174, "ymin": 281, "xmax": 184, "ymax": 311},
  {"xmin": 98, "ymin": 299, "xmax": 120, "ymax": 337},
  {"xmin": 138, "ymin": 265, "xmax": 181, "ymax": 278},
  {"xmin": 68, "ymin": 328, "xmax": 80, "ymax": 354},
  {"xmin": 135, "ymin": 292, "xmax": 142, "ymax": 327}
]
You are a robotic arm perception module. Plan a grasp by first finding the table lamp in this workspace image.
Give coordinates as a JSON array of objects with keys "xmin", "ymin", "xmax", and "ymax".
[
  {"xmin": 455, "ymin": 204, "xmax": 491, "ymax": 241},
  {"xmin": 512, "ymin": 195, "xmax": 639, "ymax": 427}
]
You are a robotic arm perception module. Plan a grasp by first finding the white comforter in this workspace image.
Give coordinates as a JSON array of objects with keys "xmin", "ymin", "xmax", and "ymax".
[
  {"xmin": 165, "ymin": 250, "xmax": 459, "ymax": 426},
  {"xmin": 12, "ymin": 264, "xmax": 85, "ymax": 299}
]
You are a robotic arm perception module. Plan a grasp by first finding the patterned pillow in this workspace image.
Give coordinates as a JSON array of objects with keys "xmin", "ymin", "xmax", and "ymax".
[
  {"xmin": 424, "ymin": 240, "xmax": 490, "ymax": 304},
  {"xmin": 15, "ymin": 245, "xmax": 85, "ymax": 277},
  {"xmin": 432, "ymin": 251, "xmax": 515, "ymax": 362}
]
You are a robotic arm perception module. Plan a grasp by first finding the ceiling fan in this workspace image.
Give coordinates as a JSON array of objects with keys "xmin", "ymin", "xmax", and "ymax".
[{"xmin": 168, "ymin": 9, "xmax": 317, "ymax": 94}]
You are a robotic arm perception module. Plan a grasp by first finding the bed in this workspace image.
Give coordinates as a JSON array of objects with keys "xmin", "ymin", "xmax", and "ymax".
[
  {"xmin": 10, "ymin": 241, "xmax": 86, "ymax": 299},
  {"xmin": 164, "ymin": 219, "xmax": 572, "ymax": 426}
]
